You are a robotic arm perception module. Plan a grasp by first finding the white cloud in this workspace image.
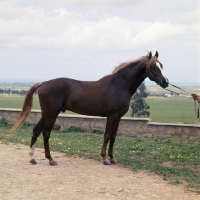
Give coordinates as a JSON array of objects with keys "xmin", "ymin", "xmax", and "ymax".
[
  {"xmin": 1, "ymin": 1, "xmax": 198, "ymax": 51},
  {"xmin": 177, "ymin": 7, "xmax": 200, "ymax": 25},
  {"xmin": 131, "ymin": 22, "xmax": 186, "ymax": 46},
  {"xmin": 18, "ymin": 0, "xmax": 146, "ymax": 8}
]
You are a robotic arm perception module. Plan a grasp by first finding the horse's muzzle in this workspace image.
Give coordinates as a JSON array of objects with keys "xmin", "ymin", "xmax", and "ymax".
[{"xmin": 160, "ymin": 80, "xmax": 169, "ymax": 88}]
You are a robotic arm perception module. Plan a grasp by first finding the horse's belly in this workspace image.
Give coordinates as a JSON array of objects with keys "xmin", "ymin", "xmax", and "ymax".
[{"xmin": 66, "ymin": 98, "xmax": 106, "ymax": 116}]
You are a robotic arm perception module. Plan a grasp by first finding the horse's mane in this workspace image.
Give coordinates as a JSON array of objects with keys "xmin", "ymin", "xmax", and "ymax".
[{"xmin": 111, "ymin": 54, "xmax": 149, "ymax": 74}]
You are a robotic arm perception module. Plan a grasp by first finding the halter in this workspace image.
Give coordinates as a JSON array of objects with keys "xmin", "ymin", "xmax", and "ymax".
[
  {"xmin": 146, "ymin": 64, "xmax": 159, "ymax": 84},
  {"xmin": 145, "ymin": 58, "xmax": 163, "ymax": 86},
  {"xmin": 146, "ymin": 59, "xmax": 175, "ymax": 95}
]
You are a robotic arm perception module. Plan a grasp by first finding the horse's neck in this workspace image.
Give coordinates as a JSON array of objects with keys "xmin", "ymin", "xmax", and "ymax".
[
  {"xmin": 115, "ymin": 61, "xmax": 147, "ymax": 96},
  {"xmin": 129, "ymin": 72, "xmax": 147, "ymax": 95}
]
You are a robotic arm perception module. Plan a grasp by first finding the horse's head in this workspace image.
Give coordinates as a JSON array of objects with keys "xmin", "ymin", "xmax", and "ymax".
[{"xmin": 146, "ymin": 51, "xmax": 169, "ymax": 88}]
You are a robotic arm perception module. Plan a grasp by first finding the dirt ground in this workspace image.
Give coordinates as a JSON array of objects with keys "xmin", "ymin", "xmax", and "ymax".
[{"xmin": 0, "ymin": 142, "xmax": 199, "ymax": 200}]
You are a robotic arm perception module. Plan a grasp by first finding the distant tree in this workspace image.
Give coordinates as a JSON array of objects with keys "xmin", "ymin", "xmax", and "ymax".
[
  {"xmin": 19, "ymin": 90, "xmax": 27, "ymax": 95},
  {"xmin": 4, "ymin": 89, "xmax": 11, "ymax": 95},
  {"xmin": 130, "ymin": 82, "xmax": 150, "ymax": 118},
  {"xmin": 8, "ymin": 89, "xmax": 11, "ymax": 94},
  {"xmin": 11, "ymin": 90, "xmax": 19, "ymax": 95}
]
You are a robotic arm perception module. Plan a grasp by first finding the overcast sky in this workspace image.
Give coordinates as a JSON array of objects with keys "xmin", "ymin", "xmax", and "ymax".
[{"xmin": 0, "ymin": 0, "xmax": 199, "ymax": 85}]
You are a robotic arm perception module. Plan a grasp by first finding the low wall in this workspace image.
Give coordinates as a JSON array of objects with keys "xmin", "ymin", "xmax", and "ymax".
[{"xmin": 0, "ymin": 108, "xmax": 200, "ymax": 138}]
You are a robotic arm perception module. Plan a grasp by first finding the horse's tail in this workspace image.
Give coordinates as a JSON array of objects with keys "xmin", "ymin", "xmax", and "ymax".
[{"xmin": 11, "ymin": 82, "xmax": 43, "ymax": 133}]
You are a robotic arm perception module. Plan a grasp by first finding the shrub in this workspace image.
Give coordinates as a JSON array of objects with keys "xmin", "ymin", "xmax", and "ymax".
[{"xmin": 62, "ymin": 126, "xmax": 85, "ymax": 133}]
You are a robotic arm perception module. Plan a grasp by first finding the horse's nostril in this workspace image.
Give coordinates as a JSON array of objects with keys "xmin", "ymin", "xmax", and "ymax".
[
  {"xmin": 162, "ymin": 80, "xmax": 168, "ymax": 87},
  {"xmin": 163, "ymin": 80, "xmax": 168, "ymax": 84}
]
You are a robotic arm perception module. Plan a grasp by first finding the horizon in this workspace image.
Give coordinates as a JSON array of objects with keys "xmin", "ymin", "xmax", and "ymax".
[{"xmin": 0, "ymin": 79, "xmax": 199, "ymax": 87}]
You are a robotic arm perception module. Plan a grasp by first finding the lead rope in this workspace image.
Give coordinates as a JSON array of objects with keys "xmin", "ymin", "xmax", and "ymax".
[
  {"xmin": 168, "ymin": 83, "xmax": 191, "ymax": 94},
  {"xmin": 194, "ymin": 99, "xmax": 199, "ymax": 119},
  {"xmin": 168, "ymin": 83, "xmax": 199, "ymax": 119}
]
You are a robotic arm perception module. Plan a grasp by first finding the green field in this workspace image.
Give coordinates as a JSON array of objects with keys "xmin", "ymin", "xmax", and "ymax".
[
  {"xmin": 0, "ymin": 95, "xmax": 199, "ymax": 124},
  {"xmin": 0, "ymin": 95, "xmax": 41, "ymax": 110},
  {"xmin": 126, "ymin": 96, "xmax": 200, "ymax": 124},
  {"xmin": 147, "ymin": 97, "xmax": 199, "ymax": 124}
]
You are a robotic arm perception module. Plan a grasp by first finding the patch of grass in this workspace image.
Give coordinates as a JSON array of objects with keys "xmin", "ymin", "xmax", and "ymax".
[{"xmin": 0, "ymin": 124, "xmax": 200, "ymax": 193}]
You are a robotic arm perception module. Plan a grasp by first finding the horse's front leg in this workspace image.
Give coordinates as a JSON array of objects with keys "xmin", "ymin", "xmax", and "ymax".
[
  {"xmin": 101, "ymin": 115, "xmax": 120, "ymax": 165},
  {"xmin": 108, "ymin": 135, "xmax": 118, "ymax": 164}
]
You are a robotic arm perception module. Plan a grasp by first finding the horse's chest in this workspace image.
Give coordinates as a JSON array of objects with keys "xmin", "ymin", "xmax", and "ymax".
[{"xmin": 110, "ymin": 99, "xmax": 129, "ymax": 115}]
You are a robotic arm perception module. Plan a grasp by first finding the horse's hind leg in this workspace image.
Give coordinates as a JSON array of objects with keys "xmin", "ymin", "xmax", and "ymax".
[
  {"xmin": 29, "ymin": 116, "xmax": 45, "ymax": 164},
  {"xmin": 42, "ymin": 117, "xmax": 57, "ymax": 166}
]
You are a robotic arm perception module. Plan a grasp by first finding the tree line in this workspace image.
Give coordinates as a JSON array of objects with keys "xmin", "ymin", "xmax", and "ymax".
[{"xmin": 0, "ymin": 89, "xmax": 28, "ymax": 95}]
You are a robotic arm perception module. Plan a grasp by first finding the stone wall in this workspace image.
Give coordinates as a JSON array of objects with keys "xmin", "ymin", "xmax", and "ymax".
[
  {"xmin": 0, "ymin": 108, "xmax": 200, "ymax": 138},
  {"xmin": 148, "ymin": 122, "xmax": 200, "ymax": 138}
]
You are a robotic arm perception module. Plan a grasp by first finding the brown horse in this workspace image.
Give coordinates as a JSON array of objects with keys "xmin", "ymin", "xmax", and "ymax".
[{"xmin": 11, "ymin": 51, "xmax": 168, "ymax": 166}]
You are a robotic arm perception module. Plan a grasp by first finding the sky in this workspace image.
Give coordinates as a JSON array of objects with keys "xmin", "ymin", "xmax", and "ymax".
[{"xmin": 0, "ymin": 0, "xmax": 200, "ymax": 85}]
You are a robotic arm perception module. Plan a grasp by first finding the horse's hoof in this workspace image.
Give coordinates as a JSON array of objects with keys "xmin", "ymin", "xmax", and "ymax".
[
  {"xmin": 29, "ymin": 159, "xmax": 37, "ymax": 165},
  {"xmin": 103, "ymin": 160, "xmax": 111, "ymax": 165},
  {"xmin": 111, "ymin": 159, "xmax": 117, "ymax": 164},
  {"xmin": 49, "ymin": 161, "xmax": 58, "ymax": 166}
]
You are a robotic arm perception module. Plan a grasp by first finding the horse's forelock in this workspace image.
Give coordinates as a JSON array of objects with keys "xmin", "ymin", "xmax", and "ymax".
[{"xmin": 146, "ymin": 56, "xmax": 158, "ymax": 69}]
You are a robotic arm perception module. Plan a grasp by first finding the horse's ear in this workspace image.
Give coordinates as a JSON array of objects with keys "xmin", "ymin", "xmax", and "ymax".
[
  {"xmin": 148, "ymin": 51, "xmax": 152, "ymax": 60},
  {"xmin": 155, "ymin": 51, "xmax": 159, "ymax": 58}
]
